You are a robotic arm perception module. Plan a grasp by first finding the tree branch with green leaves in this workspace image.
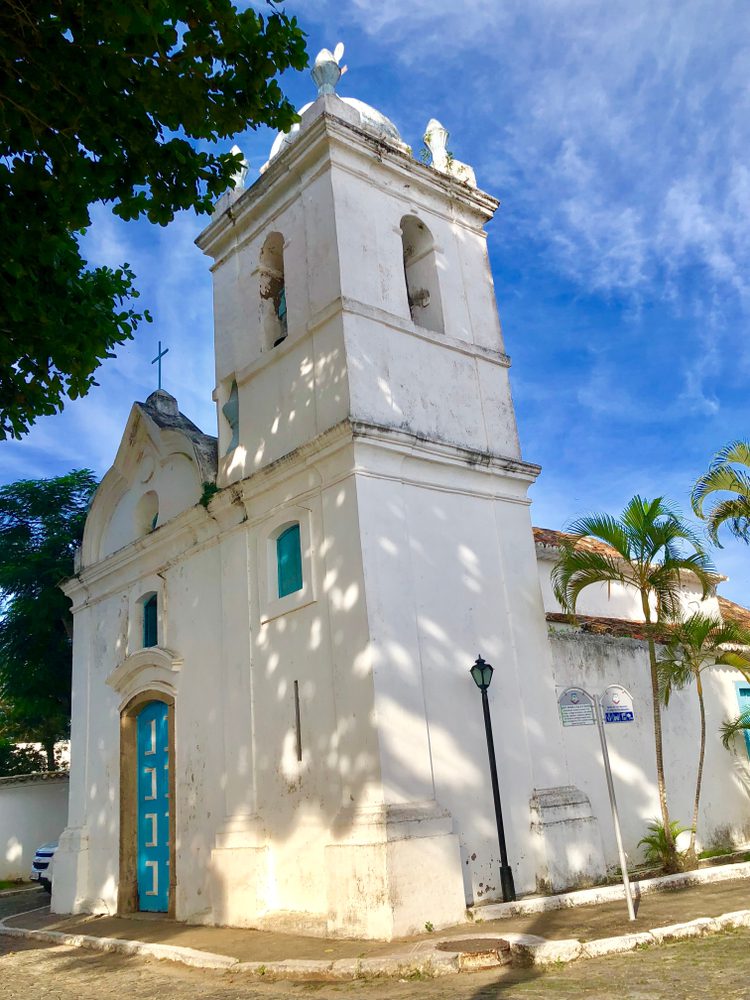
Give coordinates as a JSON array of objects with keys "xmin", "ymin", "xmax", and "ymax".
[
  {"xmin": 0, "ymin": 0, "xmax": 308, "ymax": 438},
  {"xmin": 0, "ymin": 470, "xmax": 98, "ymax": 769}
]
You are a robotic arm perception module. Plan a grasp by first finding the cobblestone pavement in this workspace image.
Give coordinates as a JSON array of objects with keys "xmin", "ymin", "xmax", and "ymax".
[{"xmin": 1, "ymin": 928, "xmax": 749, "ymax": 999}]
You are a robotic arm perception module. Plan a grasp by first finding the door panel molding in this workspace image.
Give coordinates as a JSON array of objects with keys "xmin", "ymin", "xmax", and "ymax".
[{"xmin": 119, "ymin": 689, "xmax": 176, "ymax": 917}]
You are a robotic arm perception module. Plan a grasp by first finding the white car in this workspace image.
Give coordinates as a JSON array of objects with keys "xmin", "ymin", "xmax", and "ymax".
[{"xmin": 30, "ymin": 841, "xmax": 57, "ymax": 893}]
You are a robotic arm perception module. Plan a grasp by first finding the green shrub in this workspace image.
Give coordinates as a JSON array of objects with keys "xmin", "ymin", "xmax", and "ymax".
[{"xmin": 638, "ymin": 819, "xmax": 688, "ymax": 869}]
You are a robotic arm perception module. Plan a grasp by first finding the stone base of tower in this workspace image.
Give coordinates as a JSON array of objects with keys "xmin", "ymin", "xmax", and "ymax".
[
  {"xmin": 208, "ymin": 832, "xmax": 272, "ymax": 929},
  {"xmin": 204, "ymin": 802, "xmax": 466, "ymax": 940},
  {"xmin": 324, "ymin": 801, "xmax": 467, "ymax": 940}
]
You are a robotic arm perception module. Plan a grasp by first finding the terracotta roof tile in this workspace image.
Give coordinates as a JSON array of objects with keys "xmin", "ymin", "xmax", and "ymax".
[
  {"xmin": 533, "ymin": 526, "xmax": 619, "ymax": 558},
  {"xmin": 547, "ymin": 600, "xmax": 750, "ymax": 640},
  {"xmin": 532, "ymin": 525, "xmax": 726, "ymax": 583},
  {"xmin": 718, "ymin": 595, "xmax": 750, "ymax": 631}
]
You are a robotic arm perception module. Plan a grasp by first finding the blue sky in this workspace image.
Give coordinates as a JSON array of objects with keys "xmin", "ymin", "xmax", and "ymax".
[{"xmin": 3, "ymin": 0, "xmax": 750, "ymax": 604}]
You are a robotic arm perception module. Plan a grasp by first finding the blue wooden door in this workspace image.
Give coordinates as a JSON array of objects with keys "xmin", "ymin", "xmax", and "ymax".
[
  {"xmin": 738, "ymin": 685, "xmax": 750, "ymax": 758},
  {"xmin": 136, "ymin": 701, "xmax": 170, "ymax": 912}
]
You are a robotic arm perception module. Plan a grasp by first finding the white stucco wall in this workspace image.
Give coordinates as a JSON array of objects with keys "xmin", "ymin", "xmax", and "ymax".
[{"xmin": 0, "ymin": 773, "xmax": 69, "ymax": 880}]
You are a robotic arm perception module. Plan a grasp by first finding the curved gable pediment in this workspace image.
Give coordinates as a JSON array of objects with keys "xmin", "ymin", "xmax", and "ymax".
[{"xmin": 81, "ymin": 392, "xmax": 217, "ymax": 566}]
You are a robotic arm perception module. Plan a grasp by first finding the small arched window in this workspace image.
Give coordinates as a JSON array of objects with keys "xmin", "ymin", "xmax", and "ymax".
[
  {"xmin": 277, "ymin": 523, "xmax": 303, "ymax": 598},
  {"xmin": 400, "ymin": 215, "xmax": 444, "ymax": 334},
  {"xmin": 135, "ymin": 491, "xmax": 159, "ymax": 537},
  {"xmin": 142, "ymin": 593, "xmax": 158, "ymax": 648},
  {"xmin": 259, "ymin": 232, "xmax": 288, "ymax": 349}
]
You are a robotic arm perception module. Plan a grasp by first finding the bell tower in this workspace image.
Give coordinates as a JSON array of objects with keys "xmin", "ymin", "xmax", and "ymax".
[
  {"xmin": 197, "ymin": 48, "xmax": 521, "ymax": 487},
  {"xmin": 196, "ymin": 47, "xmax": 602, "ymax": 939}
]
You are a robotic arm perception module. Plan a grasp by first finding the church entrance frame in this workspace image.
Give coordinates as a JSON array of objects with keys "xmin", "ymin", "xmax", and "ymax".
[{"xmin": 119, "ymin": 689, "xmax": 176, "ymax": 917}]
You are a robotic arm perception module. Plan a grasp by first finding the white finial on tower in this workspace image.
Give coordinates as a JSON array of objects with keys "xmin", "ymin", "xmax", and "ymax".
[
  {"xmin": 424, "ymin": 119, "xmax": 450, "ymax": 171},
  {"xmin": 311, "ymin": 42, "xmax": 348, "ymax": 96},
  {"xmin": 229, "ymin": 144, "xmax": 249, "ymax": 189},
  {"xmin": 422, "ymin": 119, "xmax": 477, "ymax": 187}
]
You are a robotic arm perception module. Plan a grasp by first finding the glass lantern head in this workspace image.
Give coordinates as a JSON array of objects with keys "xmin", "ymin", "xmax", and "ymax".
[{"xmin": 470, "ymin": 655, "xmax": 494, "ymax": 690}]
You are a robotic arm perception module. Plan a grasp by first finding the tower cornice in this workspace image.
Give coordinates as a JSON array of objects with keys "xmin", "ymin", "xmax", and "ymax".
[{"xmin": 196, "ymin": 101, "xmax": 499, "ymax": 262}]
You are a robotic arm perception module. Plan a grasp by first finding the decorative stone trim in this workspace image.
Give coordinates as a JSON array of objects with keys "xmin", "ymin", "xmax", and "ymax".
[{"xmin": 106, "ymin": 646, "xmax": 183, "ymax": 697}]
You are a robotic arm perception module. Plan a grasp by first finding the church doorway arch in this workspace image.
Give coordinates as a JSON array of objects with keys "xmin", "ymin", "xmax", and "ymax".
[{"xmin": 119, "ymin": 690, "xmax": 175, "ymax": 916}]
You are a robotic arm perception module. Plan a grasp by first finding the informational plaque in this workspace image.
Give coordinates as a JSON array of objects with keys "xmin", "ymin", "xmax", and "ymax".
[
  {"xmin": 601, "ymin": 685, "xmax": 635, "ymax": 724},
  {"xmin": 558, "ymin": 687, "xmax": 596, "ymax": 727}
]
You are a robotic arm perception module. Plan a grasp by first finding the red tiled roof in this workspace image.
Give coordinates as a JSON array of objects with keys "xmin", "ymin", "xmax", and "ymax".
[
  {"xmin": 533, "ymin": 526, "xmax": 619, "ymax": 558},
  {"xmin": 718, "ymin": 595, "xmax": 750, "ymax": 631},
  {"xmin": 547, "ymin": 599, "xmax": 750, "ymax": 640},
  {"xmin": 533, "ymin": 525, "xmax": 726, "ymax": 583}
]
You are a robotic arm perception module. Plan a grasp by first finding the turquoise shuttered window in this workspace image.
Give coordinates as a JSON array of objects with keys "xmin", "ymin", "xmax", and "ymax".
[
  {"xmin": 277, "ymin": 524, "xmax": 303, "ymax": 598},
  {"xmin": 738, "ymin": 685, "xmax": 750, "ymax": 758},
  {"xmin": 143, "ymin": 595, "xmax": 158, "ymax": 648}
]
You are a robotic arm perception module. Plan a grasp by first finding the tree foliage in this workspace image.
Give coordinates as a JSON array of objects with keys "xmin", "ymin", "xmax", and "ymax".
[
  {"xmin": 0, "ymin": 732, "xmax": 46, "ymax": 777},
  {"xmin": 692, "ymin": 440, "xmax": 750, "ymax": 545},
  {"xmin": 0, "ymin": 470, "xmax": 98, "ymax": 766},
  {"xmin": 0, "ymin": 0, "xmax": 307, "ymax": 438},
  {"xmin": 551, "ymin": 496, "xmax": 714, "ymax": 871}
]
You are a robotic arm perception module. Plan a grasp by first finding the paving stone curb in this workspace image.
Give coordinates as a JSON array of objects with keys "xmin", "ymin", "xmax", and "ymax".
[
  {"xmin": 477, "ymin": 860, "xmax": 750, "ymax": 920},
  {"xmin": 0, "ymin": 906, "xmax": 749, "ymax": 980},
  {"xmin": 0, "ymin": 923, "xmax": 238, "ymax": 970}
]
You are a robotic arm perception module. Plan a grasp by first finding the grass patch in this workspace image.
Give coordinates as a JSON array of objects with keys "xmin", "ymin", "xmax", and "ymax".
[
  {"xmin": 0, "ymin": 880, "xmax": 28, "ymax": 891},
  {"xmin": 698, "ymin": 848, "xmax": 750, "ymax": 862},
  {"xmin": 699, "ymin": 847, "xmax": 733, "ymax": 860}
]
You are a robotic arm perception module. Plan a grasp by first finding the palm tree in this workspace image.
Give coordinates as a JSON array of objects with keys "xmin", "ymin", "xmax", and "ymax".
[
  {"xmin": 552, "ymin": 496, "xmax": 714, "ymax": 871},
  {"xmin": 658, "ymin": 614, "xmax": 750, "ymax": 864},
  {"xmin": 692, "ymin": 441, "xmax": 750, "ymax": 545}
]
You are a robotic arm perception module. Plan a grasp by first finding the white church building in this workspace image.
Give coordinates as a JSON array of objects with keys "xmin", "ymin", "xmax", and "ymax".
[{"xmin": 53, "ymin": 49, "xmax": 750, "ymax": 939}]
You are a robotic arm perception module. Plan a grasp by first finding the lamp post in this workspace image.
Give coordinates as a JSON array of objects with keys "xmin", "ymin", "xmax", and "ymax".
[{"xmin": 470, "ymin": 655, "xmax": 516, "ymax": 902}]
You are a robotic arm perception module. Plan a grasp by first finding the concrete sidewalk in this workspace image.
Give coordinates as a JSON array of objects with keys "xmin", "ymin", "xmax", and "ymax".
[{"xmin": 1, "ymin": 868, "xmax": 749, "ymax": 980}]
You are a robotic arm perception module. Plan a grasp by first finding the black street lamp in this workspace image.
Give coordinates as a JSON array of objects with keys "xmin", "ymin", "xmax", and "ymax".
[{"xmin": 469, "ymin": 655, "xmax": 516, "ymax": 902}]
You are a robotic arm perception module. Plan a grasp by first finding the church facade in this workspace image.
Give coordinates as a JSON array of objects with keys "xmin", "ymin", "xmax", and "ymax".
[{"xmin": 53, "ymin": 51, "xmax": 750, "ymax": 939}]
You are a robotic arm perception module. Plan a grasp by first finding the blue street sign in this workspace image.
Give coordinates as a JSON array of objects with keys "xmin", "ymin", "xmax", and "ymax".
[{"xmin": 605, "ymin": 710, "xmax": 635, "ymax": 723}]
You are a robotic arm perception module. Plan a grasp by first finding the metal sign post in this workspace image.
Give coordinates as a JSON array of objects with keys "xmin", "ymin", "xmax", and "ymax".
[
  {"xmin": 593, "ymin": 694, "xmax": 636, "ymax": 921},
  {"xmin": 558, "ymin": 685, "xmax": 636, "ymax": 921}
]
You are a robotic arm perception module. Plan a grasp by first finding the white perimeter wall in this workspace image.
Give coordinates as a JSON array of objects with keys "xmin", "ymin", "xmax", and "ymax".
[
  {"xmin": 550, "ymin": 629, "xmax": 750, "ymax": 864},
  {"xmin": 0, "ymin": 774, "xmax": 69, "ymax": 880}
]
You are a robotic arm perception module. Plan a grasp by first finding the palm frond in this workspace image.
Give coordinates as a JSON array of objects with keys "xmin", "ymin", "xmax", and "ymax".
[
  {"xmin": 703, "ymin": 498, "xmax": 750, "ymax": 546},
  {"xmin": 648, "ymin": 553, "xmax": 714, "ymax": 611},
  {"xmin": 692, "ymin": 441, "xmax": 750, "ymax": 544},
  {"xmin": 657, "ymin": 659, "xmax": 693, "ymax": 705},
  {"xmin": 551, "ymin": 546, "xmax": 627, "ymax": 613},
  {"xmin": 709, "ymin": 440, "xmax": 750, "ymax": 472},
  {"xmin": 658, "ymin": 614, "xmax": 750, "ymax": 700},
  {"xmin": 720, "ymin": 710, "xmax": 750, "ymax": 751},
  {"xmin": 565, "ymin": 513, "xmax": 632, "ymax": 559}
]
